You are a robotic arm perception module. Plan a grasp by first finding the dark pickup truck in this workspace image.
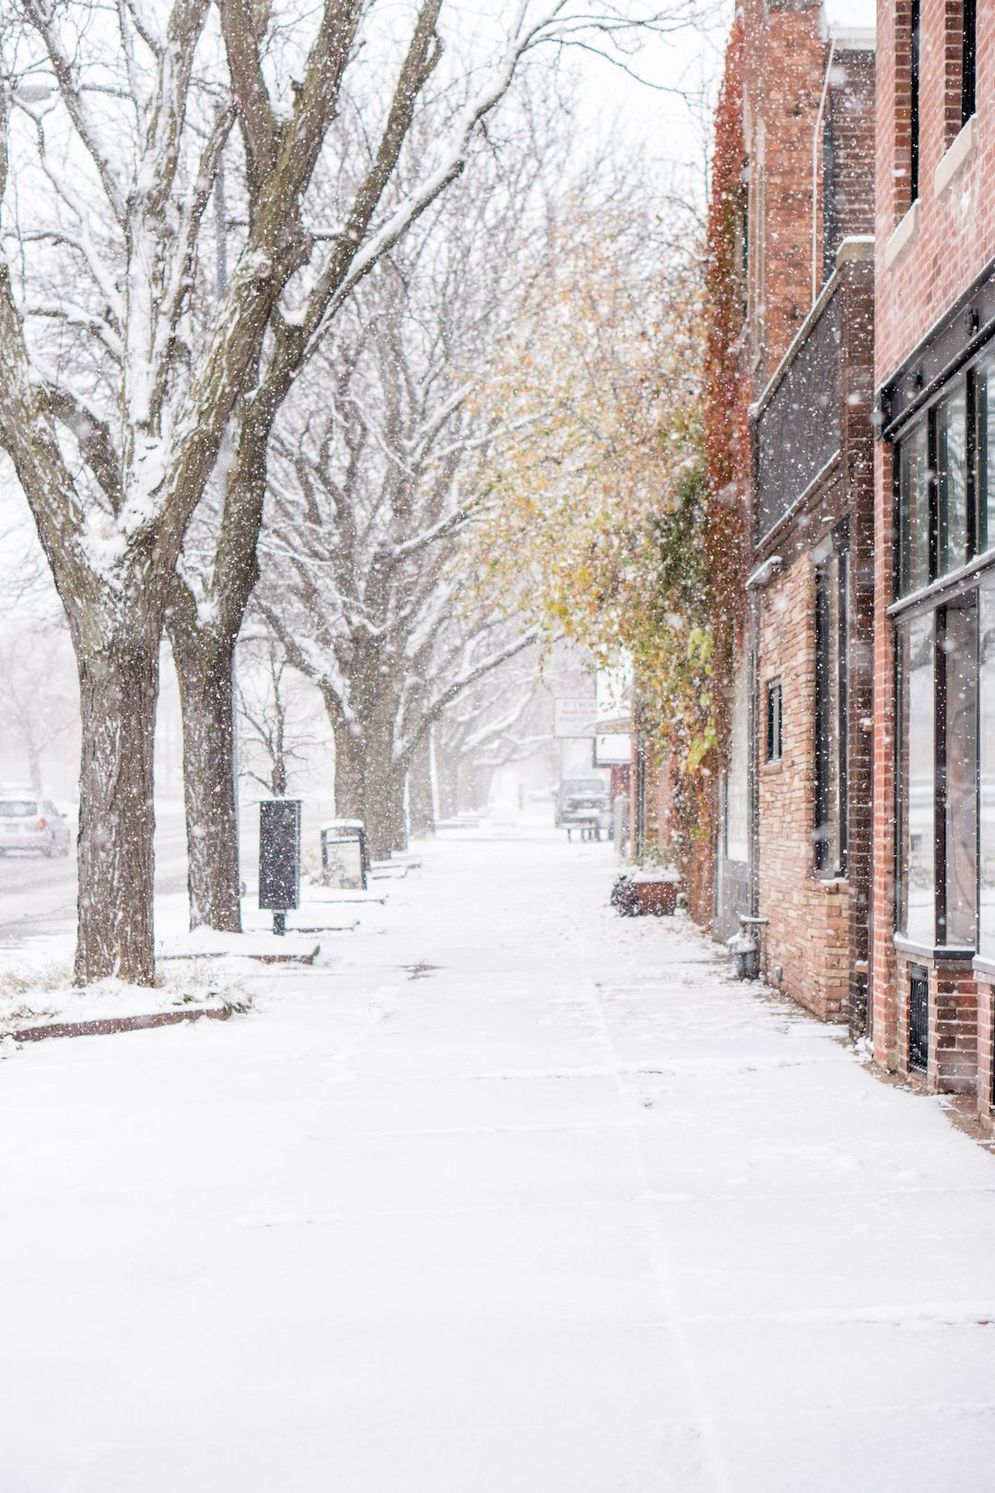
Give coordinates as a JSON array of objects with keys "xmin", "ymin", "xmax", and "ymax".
[{"xmin": 554, "ymin": 777, "xmax": 610, "ymax": 839}]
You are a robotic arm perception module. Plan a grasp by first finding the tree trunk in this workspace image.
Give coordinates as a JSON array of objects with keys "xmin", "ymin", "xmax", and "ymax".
[
  {"xmin": 171, "ymin": 624, "xmax": 242, "ymax": 933},
  {"xmin": 435, "ymin": 745, "xmax": 461, "ymax": 819},
  {"xmin": 25, "ymin": 735, "xmax": 43, "ymax": 796},
  {"xmin": 391, "ymin": 774, "xmax": 408, "ymax": 854},
  {"xmin": 74, "ymin": 631, "xmax": 159, "ymax": 985},
  {"xmin": 468, "ymin": 762, "xmax": 493, "ymax": 812},
  {"xmin": 332, "ymin": 719, "xmax": 406, "ymax": 861},
  {"xmin": 407, "ymin": 732, "xmax": 435, "ymax": 839}
]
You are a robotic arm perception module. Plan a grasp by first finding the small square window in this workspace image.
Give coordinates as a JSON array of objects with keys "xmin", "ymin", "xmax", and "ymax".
[{"xmin": 766, "ymin": 681, "xmax": 783, "ymax": 763}]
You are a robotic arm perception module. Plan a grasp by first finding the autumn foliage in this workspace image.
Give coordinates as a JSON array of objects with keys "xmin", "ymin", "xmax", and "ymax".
[
  {"xmin": 703, "ymin": 11, "xmax": 752, "ymax": 692},
  {"xmin": 470, "ymin": 192, "xmax": 717, "ymax": 866}
]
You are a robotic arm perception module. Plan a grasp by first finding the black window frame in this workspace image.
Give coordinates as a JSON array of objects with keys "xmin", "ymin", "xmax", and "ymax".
[
  {"xmin": 909, "ymin": 963, "xmax": 929, "ymax": 1072},
  {"xmin": 962, "ymin": 0, "xmax": 978, "ymax": 127},
  {"xmin": 766, "ymin": 680, "xmax": 783, "ymax": 764},
  {"xmin": 894, "ymin": 598, "xmax": 979, "ymax": 952},
  {"xmin": 910, "ymin": 0, "xmax": 922, "ymax": 204},
  {"xmin": 895, "ymin": 369, "xmax": 979, "ymax": 600},
  {"xmin": 978, "ymin": 575, "xmax": 995, "ymax": 960},
  {"xmin": 814, "ymin": 532, "xmax": 849, "ymax": 877},
  {"xmin": 938, "ymin": 593, "xmax": 978, "ymax": 947},
  {"xmin": 895, "ymin": 612, "xmax": 936, "ymax": 944},
  {"xmin": 977, "ymin": 352, "xmax": 995, "ymax": 557}
]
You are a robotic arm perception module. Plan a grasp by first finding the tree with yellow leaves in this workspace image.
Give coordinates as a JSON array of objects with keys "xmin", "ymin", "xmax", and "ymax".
[{"xmin": 470, "ymin": 188, "xmax": 716, "ymax": 850}]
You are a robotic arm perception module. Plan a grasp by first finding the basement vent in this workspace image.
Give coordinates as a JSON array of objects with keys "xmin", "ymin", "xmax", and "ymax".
[{"xmin": 909, "ymin": 964, "xmax": 929, "ymax": 1074}]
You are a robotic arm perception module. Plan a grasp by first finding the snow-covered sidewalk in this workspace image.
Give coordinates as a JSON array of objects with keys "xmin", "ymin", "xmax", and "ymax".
[{"xmin": 2, "ymin": 825, "xmax": 995, "ymax": 1491}]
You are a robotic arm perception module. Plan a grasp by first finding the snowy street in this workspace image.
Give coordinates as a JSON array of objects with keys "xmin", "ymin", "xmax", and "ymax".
[
  {"xmin": 0, "ymin": 808, "xmax": 189, "ymax": 949},
  {"xmin": 1, "ymin": 823, "xmax": 994, "ymax": 1491}
]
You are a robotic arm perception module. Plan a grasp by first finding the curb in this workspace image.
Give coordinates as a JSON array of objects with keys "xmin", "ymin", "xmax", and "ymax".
[
  {"xmin": 9, "ymin": 1005, "xmax": 233, "ymax": 1045},
  {"xmin": 159, "ymin": 945, "xmax": 320, "ymax": 966}
]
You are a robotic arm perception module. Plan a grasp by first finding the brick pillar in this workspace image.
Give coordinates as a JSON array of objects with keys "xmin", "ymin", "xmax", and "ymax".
[
  {"xmin": 934, "ymin": 964, "xmax": 979, "ymax": 1095},
  {"xmin": 840, "ymin": 251, "xmax": 876, "ymax": 1037},
  {"xmin": 870, "ymin": 437, "xmax": 898, "ymax": 1067},
  {"xmin": 977, "ymin": 977, "xmax": 995, "ymax": 1123}
]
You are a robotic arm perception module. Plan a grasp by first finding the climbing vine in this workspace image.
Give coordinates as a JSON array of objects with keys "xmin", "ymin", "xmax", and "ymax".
[{"xmin": 703, "ymin": 10, "xmax": 751, "ymax": 703}]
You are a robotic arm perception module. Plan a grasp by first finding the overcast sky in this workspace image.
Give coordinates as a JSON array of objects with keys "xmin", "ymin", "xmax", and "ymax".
[{"xmin": 567, "ymin": 1, "xmax": 734, "ymax": 206}]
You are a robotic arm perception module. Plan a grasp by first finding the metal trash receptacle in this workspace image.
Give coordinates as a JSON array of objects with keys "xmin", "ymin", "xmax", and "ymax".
[{"xmin": 320, "ymin": 819, "xmax": 368, "ymax": 891}]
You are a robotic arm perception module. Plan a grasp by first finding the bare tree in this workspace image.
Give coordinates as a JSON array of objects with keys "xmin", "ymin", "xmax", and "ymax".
[
  {"xmin": 251, "ymin": 159, "xmax": 548, "ymax": 856},
  {"xmin": 236, "ymin": 640, "xmax": 325, "ymax": 799},
  {"xmin": 434, "ymin": 660, "xmax": 556, "ymax": 817},
  {"xmin": 0, "ymin": 1, "xmax": 707, "ymax": 977},
  {"xmin": 163, "ymin": 4, "xmax": 709, "ymax": 931},
  {"xmin": 0, "ymin": 2, "xmax": 391, "ymax": 980},
  {"xmin": 0, "ymin": 628, "xmax": 78, "ymax": 794}
]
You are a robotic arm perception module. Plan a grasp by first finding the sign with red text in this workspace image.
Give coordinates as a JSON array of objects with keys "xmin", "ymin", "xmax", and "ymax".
[{"xmin": 554, "ymin": 698, "xmax": 597, "ymax": 739}]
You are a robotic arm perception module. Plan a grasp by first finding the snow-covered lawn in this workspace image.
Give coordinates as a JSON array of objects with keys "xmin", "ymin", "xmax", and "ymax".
[
  {"xmin": 0, "ymin": 886, "xmax": 382, "ymax": 1038},
  {"xmin": 2, "ymin": 825, "xmax": 995, "ymax": 1490}
]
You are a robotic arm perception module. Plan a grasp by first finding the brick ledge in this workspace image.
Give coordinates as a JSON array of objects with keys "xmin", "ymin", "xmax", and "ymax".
[{"xmin": 9, "ymin": 1005, "xmax": 234, "ymax": 1045}]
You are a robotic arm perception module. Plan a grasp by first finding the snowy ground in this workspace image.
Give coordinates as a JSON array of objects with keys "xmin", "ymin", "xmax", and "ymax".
[{"xmin": 2, "ymin": 822, "xmax": 995, "ymax": 1491}]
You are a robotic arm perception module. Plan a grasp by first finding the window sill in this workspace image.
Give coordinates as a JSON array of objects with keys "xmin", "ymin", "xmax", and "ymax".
[
  {"xmin": 972, "ymin": 956, "xmax": 995, "ymax": 983},
  {"xmin": 887, "ymin": 546, "xmax": 995, "ymax": 619},
  {"xmin": 934, "ymin": 115, "xmax": 977, "ymax": 198},
  {"xmin": 894, "ymin": 934, "xmax": 975, "ymax": 962},
  {"xmin": 884, "ymin": 199, "xmax": 920, "ymax": 270}
]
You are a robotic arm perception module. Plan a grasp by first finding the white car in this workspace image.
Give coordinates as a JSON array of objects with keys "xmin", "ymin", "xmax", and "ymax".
[{"xmin": 0, "ymin": 795, "xmax": 73, "ymax": 857}]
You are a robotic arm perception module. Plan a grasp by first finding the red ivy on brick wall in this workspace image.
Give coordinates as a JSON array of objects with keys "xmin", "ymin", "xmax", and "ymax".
[
  {"xmin": 682, "ymin": 10, "xmax": 753, "ymax": 922},
  {"xmin": 704, "ymin": 8, "xmax": 751, "ymax": 659}
]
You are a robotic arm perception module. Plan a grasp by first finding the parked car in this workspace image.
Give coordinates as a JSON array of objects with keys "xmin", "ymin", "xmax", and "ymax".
[
  {"xmin": 0, "ymin": 795, "xmax": 72, "ymax": 857},
  {"xmin": 553, "ymin": 776, "xmax": 610, "ymax": 839}
]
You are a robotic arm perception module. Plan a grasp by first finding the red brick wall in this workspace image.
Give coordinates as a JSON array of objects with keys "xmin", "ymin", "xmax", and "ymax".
[
  {"xmin": 876, "ymin": 0, "xmax": 995, "ymax": 381},
  {"xmin": 872, "ymin": 0, "xmax": 995, "ymax": 1108},
  {"xmin": 741, "ymin": 0, "xmax": 828, "ymax": 383},
  {"xmin": 870, "ymin": 439, "xmax": 899, "ymax": 1067},
  {"xmin": 839, "ymin": 256, "xmax": 877, "ymax": 1033},
  {"xmin": 977, "ymin": 977, "xmax": 995, "ymax": 1120},
  {"xmin": 755, "ymin": 546, "xmax": 851, "ymax": 1021},
  {"xmin": 893, "ymin": 951, "xmax": 978, "ymax": 1094},
  {"xmin": 829, "ymin": 49, "xmax": 877, "ymax": 248}
]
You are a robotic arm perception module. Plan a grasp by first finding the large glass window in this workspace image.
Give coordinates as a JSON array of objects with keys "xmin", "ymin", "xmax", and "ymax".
[
  {"xmin": 940, "ymin": 597, "xmax": 977, "ymax": 946},
  {"xmin": 898, "ymin": 421, "xmax": 930, "ymax": 596},
  {"xmin": 897, "ymin": 613, "xmax": 935, "ymax": 943},
  {"xmin": 897, "ymin": 601, "xmax": 979, "ymax": 950},
  {"xmin": 979, "ymin": 580, "xmax": 995, "ymax": 955},
  {"xmin": 898, "ymin": 382, "xmax": 974, "ymax": 596},
  {"xmin": 977, "ymin": 355, "xmax": 995, "ymax": 556},
  {"xmin": 938, "ymin": 382, "xmax": 969, "ymax": 575},
  {"xmin": 815, "ymin": 545, "xmax": 848, "ymax": 875}
]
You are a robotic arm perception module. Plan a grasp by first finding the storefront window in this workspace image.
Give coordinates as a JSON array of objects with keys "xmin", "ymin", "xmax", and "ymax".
[
  {"xmin": 938, "ymin": 382, "xmax": 968, "ymax": 575},
  {"xmin": 898, "ymin": 420, "xmax": 930, "ymax": 595},
  {"xmin": 979, "ymin": 580, "xmax": 995, "ymax": 955},
  {"xmin": 978, "ymin": 355, "xmax": 995, "ymax": 556},
  {"xmin": 897, "ymin": 614, "xmax": 935, "ymax": 942},
  {"xmin": 941, "ymin": 598, "xmax": 977, "ymax": 946}
]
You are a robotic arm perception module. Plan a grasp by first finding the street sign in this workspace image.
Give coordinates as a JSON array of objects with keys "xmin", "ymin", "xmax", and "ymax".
[
  {"xmin": 554, "ymin": 697, "xmax": 597, "ymax": 739},
  {"xmin": 595, "ymin": 732, "xmax": 631, "ymax": 765}
]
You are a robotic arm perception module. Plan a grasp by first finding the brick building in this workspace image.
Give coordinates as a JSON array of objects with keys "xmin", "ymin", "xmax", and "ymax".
[
  {"xmin": 872, "ymin": 0, "xmax": 995, "ymax": 1126},
  {"xmin": 707, "ymin": 0, "xmax": 876, "ymax": 1021}
]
